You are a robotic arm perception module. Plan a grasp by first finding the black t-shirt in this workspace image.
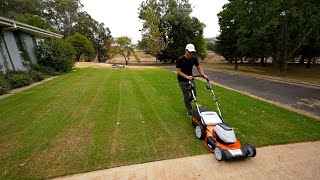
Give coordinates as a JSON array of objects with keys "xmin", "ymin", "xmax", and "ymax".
[{"xmin": 176, "ymin": 55, "xmax": 199, "ymax": 82}]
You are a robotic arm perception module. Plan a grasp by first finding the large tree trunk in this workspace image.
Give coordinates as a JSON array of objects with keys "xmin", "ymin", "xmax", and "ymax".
[
  {"xmin": 234, "ymin": 57, "xmax": 238, "ymax": 70},
  {"xmin": 260, "ymin": 57, "xmax": 266, "ymax": 67},
  {"xmin": 306, "ymin": 57, "xmax": 311, "ymax": 68},
  {"xmin": 77, "ymin": 54, "xmax": 81, "ymax": 61},
  {"xmin": 299, "ymin": 55, "xmax": 305, "ymax": 64}
]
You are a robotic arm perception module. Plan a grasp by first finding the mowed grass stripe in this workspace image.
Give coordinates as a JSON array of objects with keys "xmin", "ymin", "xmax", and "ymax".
[
  {"xmin": 0, "ymin": 69, "xmax": 95, "ymax": 164},
  {"xmin": 28, "ymin": 68, "xmax": 117, "ymax": 178},
  {"xmin": 132, "ymin": 69, "xmax": 207, "ymax": 157},
  {"xmin": 0, "ymin": 69, "xmax": 93, "ymax": 134},
  {"xmin": 0, "ymin": 68, "xmax": 112, "ymax": 178}
]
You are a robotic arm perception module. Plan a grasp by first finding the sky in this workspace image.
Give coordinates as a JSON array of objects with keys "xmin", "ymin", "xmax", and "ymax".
[{"xmin": 81, "ymin": 0, "xmax": 229, "ymax": 43}]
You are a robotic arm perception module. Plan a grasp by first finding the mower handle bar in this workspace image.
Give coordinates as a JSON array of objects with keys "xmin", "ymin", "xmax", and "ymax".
[{"xmin": 192, "ymin": 75, "xmax": 209, "ymax": 82}]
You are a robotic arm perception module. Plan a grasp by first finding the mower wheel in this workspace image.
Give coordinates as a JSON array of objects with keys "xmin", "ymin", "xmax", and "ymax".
[
  {"xmin": 195, "ymin": 124, "xmax": 205, "ymax": 140},
  {"xmin": 214, "ymin": 146, "xmax": 225, "ymax": 161},
  {"xmin": 244, "ymin": 144, "xmax": 256, "ymax": 157}
]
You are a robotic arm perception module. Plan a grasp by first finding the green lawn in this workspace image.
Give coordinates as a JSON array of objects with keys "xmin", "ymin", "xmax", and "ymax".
[{"xmin": 0, "ymin": 67, "xmax": 319, "ymax": 179}]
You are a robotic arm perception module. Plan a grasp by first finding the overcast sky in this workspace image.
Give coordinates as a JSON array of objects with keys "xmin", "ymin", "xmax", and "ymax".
[{"xmin": 81, "ymin": 0, "xmax": 229, "ymax": 43}]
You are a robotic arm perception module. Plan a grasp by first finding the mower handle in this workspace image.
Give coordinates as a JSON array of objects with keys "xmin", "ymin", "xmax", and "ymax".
[{"xmin": 192, "ymin": 75, "xmax": 209, "ymax": 82}]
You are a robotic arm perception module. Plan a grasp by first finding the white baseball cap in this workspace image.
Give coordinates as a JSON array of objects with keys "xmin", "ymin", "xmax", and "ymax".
[{"xmin": 185, "ymin": 43, "xmax": 196, "ymax": 52}]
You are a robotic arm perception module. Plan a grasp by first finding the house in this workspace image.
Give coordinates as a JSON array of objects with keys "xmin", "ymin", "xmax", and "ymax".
[{"xmin": 0, "ymin": 16, "xmax": 62, "ymax": 72}]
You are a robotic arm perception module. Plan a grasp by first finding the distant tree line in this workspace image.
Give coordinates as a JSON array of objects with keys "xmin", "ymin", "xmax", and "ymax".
[
  {"xmin": 0, "ymin": 0, "xmax": 112, "ymax": 62},
  {"xmin": 138, "ymin": 0, "xmax": 207, "ymax": 63},
  {"xmin": 214, "ymin": 0, "xmax": 320, "ymax": 74}
]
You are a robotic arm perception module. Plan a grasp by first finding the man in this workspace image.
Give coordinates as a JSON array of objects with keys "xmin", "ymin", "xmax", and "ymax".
[{"xmin": 176, "ymin": 43, "xmax": 208, "ymax": 116}]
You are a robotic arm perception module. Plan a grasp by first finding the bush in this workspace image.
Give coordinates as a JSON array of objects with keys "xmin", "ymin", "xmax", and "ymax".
[
  {"xmin": 30, "ymin": 64, "xmax": 59, "ymax": 76},
  {"xmin": 0, "ymin": 74, "xmax": 10, "ymax": 95},
  {"xmin": 36, "ymin": 38, "xmax": 76, "ymax": 72},
  {"xmin": 5, "ymin": 71, "xmax": 33, "ymax": 89},
  {"xmin": 28, "ymin": 70, "xmax": 45, "ymax": 82}
]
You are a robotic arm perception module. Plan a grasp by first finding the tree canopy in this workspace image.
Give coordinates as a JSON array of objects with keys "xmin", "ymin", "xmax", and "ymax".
[
  {"xmin": 138, "ymin": 0, "xmax": 206, "ymax": 62},
  {"xmin": 66, "ymin": 32, "xmax": 94, "ymax": 61},
  {"xmin": 0, "ymin": 0, "xmax": 113, "ymax": 62},
  {"xmin": 215, "ymin": 0, "xmax": 320, "ymax": 74}
]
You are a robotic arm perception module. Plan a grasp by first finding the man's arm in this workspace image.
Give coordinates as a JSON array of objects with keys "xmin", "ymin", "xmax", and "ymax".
[
  {"xmin": 196, "ymin": 66, "xmax": 208, "ymax": 79},
  {"xmin": 177, "ymin": 68, "xmax": 193, "ymax": 80}
]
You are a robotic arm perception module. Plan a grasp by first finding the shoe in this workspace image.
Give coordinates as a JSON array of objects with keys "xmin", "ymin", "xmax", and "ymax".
[{"xmin": 187, "ymin": 110, "xmax": 192, "ymax": 117}]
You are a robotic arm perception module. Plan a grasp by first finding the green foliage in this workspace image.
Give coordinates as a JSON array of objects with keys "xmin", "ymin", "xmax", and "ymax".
[
  {"xmin": 15, "ymin": 13, "xmax": 55, "ymax": 31},
  {"xmin": 30, "ymin": 63, "xmax": 59, "ymax": 76},
  {"xmin": 116, "ymin": 36, "xmax": 134, "ymax": 65},
  {"xmin": 206, "ymin": 41, "xmax": 215, "ymax": 52},
  {"xmin": 66, "ymin": 32, "xmax": 94, "ymax": 61},
  {"xmin": 94, "ymin": 23, "xmax": 111, "ymax": 62},
  {"xmin": 13, "ymin": 31, "xmax": 32, "ymax": 67},
  {"xmin": 1, "ymin": 0, "xmax": 112, "ymax": 63},
  {"xmin": 28, "ymin": 70, "xmax": 45, "ymax": 82},
  {"xmin": 141, "ymin": 6, "xmax": 171, "ymax": 56},
  {"xmin": 42, "ymin": 0, "xmax": 83, "ymax": 37},
  {"xmin": 36, "ymin": 38, "xmax": 76, "ymax": 72},
  {"xmin": 0, "ymin": 0, "xmax": 43, "ymax": 19},
  {"xmin": 139, "ymin": 0, "xmax": 206, "ymax": 62},
  {"xmin": 215, "ymin": 0, "xmax": 320, "ymax": 74},
  {"xmin": 133, "ymin": 51, "xmax": 141, "ymax": 63},
  {"xmin": 5, "ymin": 70, "xmax": 33, "ymax": 89},
  {"xmin": 0, "ymin": 34, "xmax": 9, "ymax": 71},
  {"xmin": 0, "ymin": 74, "xmax": 10, "ymax": 95}
]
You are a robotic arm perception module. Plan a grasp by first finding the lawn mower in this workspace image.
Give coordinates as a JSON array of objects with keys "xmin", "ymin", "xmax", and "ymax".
[{"xmin": 190, "ymin": 75, "xmax": 256, "ymax": 161}]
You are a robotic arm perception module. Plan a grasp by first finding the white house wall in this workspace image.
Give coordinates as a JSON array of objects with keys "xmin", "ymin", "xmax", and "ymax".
[
  {"xmin": 20, "ymin": 32, "xmax": 37, "ymax": 64},
  {"xmin": 0, "ymin": 35, "xmax": 14, "ymax": 72},
  {"xmin": 2, "ymin": 30, "xmax": 27, "ymax": 71}
]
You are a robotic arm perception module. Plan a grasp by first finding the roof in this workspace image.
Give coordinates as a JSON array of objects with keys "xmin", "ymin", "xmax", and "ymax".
[{"xmin": 0, "ymin": 16, "xmax": 62, "ymax": 38}]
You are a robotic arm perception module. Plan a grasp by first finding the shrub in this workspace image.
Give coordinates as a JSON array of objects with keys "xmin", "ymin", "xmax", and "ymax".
[
  {"xmin": 36, "ymin": 38, "xmax": 76, "ymax": 72},
  {"xmin": 0, "ymin": 74, "xmax": 10, "ymax": 95},
  {"xmin": 28, "ymin": 70, "xmax": 45, "ymax": 82},
  {"xmin": 5, "ymin": 71, "xmax": 33, "ymax": 89},
  {"xmin": 30, "ymin": 64, "xmax": 59, "ymax": 76}
]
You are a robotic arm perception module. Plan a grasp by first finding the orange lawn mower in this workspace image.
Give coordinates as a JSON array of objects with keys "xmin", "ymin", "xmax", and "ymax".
[{"xmin": 190, "ymin": 75, "xmax": 256, "ymax": 161}]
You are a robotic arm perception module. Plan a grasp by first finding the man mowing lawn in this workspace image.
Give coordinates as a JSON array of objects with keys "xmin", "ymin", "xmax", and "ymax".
[{"xmin": 176, "ymin": 43, "xmax": 208, "ymax": 116}]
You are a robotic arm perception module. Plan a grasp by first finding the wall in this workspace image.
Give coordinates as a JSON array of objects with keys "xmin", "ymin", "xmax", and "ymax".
[
  {"xmin": 2, "ymin": 30, "xmax": 27, "ymax": 71},
  {"xmin": 20, "ymin": 32, "xmax": 38, "ymax": 64},
  {"xmin": 0, "ymin": 31, "xmax": 14, "ymax": 72}
]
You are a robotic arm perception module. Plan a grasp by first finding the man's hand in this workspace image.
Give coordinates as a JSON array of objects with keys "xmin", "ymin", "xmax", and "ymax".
[{"xmin": 186, "ymin": 75, "xmax": 193, "ymax": 80}]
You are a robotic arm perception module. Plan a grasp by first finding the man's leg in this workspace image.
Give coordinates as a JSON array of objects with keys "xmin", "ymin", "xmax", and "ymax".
[{"xmin": 179, "ymin": 81, "xmax": 192, "ymax": 112}]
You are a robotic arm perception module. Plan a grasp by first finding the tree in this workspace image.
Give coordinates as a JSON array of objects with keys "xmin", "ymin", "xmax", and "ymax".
[
  {"xmin": 106, "ymin": 37, "xmax": 119, "ymax": 61},
  {"xmin": 70, "ymin": 11, "xmax": 112, "ymax": 62},
  {"xmin": 94, "ymin": 23, "xmax": 112, "ymax": 62},
  {"xmin": 66, "ymin": 33, "xmax": 94, "ymax": 61},
  {"xmin": 215, "ymin": 0, "xmax": 320, "ymax": 75},
  {"xmin": 15, "ymin": 13, "xmax": 55, "ymax": 31},
  {"xmin": 139, "ymin": 0, "xmax": 206, "ymax": 62},
  {"xmin": 42, "ymin": 0, "xmax": 83, "ymax": 37},
  {"xmin": 36, "ymin": 38, "xmax": 76, "ymax": 72},
  {"xmin": 141, "ymin": 6, "xmax": 171, "ymax": 57},
  {"xmin": 0, "ymin": 0, "xmax": 44, "ymax": 19},
  {"xmin": 116, "ymin": 36, "xmax": 134, "ymax": 65},
  {"xmin": 206, "ymin": 38, "xmax": 216, "ymax": 52}
]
